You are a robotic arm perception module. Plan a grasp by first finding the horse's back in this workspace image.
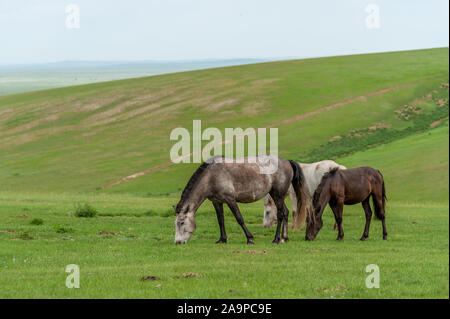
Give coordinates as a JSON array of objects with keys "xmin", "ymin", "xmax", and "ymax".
[{"xmin": 206, "ymin": 156, "xmax": 292, "ymax": 203}]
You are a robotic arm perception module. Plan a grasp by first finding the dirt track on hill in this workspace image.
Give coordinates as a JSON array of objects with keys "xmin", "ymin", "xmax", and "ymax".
[{"xmin": 100, "ymin": 79, "xmax": 429, "ymax": 189}]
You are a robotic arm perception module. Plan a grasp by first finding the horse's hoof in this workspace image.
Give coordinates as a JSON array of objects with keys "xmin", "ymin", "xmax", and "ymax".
[
  {"xmin": 282, "ymin": 237, "xmax": 289, "ymax": 242},
  {"xmin": 383, "ymin": 236, "xmax": 387, "ymax": 240},
  {"xmin": 272, "ymin": 239, "xmax": 280, "ymax": 244},
  {"xmin": 215, "ymin": 238, "xmax": 227, "ymax": 244},
  {"xmin": 336, "ymin": 236, "xmax": 343, "ymax": 241},
  {"xmin": 247, "ymin": 238, "xmax": 255, "ymax": 245},
  {"xmin": 360, "ymin": 235, "xmax": 368, "ymax": 241}
]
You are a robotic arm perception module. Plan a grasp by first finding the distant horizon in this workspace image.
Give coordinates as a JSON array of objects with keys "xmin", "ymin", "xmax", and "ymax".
[{"xmin": 1, "ymin": 46, "xmax": 448, "ymax": 68}]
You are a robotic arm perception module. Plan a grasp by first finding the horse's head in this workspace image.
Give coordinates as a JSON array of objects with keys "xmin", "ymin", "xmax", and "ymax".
[
  {"xmin": 174, "ymin": 204, "xmax": 196, "ymax": 244},
  {"xmin": 305, "ymin": 206, "xmax": 322, "ymax": 241},
  {"xmin": 263, "ymin": 196, "xmax": 277, "ymax": 228}
]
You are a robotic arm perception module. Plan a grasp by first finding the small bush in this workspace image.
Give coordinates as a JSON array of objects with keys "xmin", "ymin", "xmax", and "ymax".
[
  {"xmin": 30, "ymin": 218, "xmax": 44, "ymax": 225},
  {"xmin": 55, "ymin": 225, "xmax": 74, "ymax": 233},
  {"xmin": 74, "ymin": 203, "xmax": 98, "ymax": 218},
  {"xmin": 17, "ymin": 231, "xmax": 33, "ymax": 240}
]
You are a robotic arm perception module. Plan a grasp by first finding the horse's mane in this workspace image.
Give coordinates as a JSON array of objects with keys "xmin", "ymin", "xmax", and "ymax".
[
  {"xmin": 313, "ymin": 167, "xmax": 340, "ymax": 207},
  {"xmin": 176, "ymin": 161, "xmax": 210, "ymax": 210}
]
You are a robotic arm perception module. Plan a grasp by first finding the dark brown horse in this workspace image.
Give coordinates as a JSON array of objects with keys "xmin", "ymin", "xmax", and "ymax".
[{"xmin": 305, "ymin": 166, "xmax": 387, "ymax": 241}]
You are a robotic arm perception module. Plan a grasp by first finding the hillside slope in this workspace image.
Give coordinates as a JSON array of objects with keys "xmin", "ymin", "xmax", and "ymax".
[
  {"xmin": 0, "ymin": 48, "xmax": 448, "ymax": 195},
  {"xmin": 340, "ymin": 124, "xmax": 449, "ymax": 203}
]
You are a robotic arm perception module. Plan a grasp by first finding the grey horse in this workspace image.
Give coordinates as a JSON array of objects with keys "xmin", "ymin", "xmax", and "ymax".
[{"xmin": 174, "ymin": 155, "xmax": 309, "ymax": 244}]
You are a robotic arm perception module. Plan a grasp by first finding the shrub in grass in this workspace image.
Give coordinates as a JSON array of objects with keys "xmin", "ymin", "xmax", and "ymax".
[
  {"xmin": 17, "ymin": 231, "xmax": 33, "ymax": 240},
  {"xmin": 30, "ymin": 218, "xmax": 44, "ymax": 225},
  {"xmin": 74, "ymin": 203, "xmax": 98, "ymax": 218},
  {"xmin": 55, "ymin": 225, "xmax": 74, "ymax": 234}
]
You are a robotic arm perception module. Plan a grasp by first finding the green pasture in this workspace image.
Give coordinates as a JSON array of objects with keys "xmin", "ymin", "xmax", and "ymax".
[{"xmin": 0, "ymin": 125, "xmax": 448, "ymax": 299}]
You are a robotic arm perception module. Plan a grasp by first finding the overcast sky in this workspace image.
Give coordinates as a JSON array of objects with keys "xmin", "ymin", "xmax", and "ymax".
[{"xmin": 0, "ymin": 0, "xmax": 448, "ymax": 65}]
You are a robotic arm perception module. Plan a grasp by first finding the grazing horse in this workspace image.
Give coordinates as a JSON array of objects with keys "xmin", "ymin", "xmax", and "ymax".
[
  {"xmin": 174, "ymin": 155, "xmax": 309, "ymax": 244},
  {"xmin": 305, "ymin": 166, "xmax": 387, "ymax": 241},
  {"xmin": 263, "ymin": 160, "xmax": 346, "ymax": 230}
]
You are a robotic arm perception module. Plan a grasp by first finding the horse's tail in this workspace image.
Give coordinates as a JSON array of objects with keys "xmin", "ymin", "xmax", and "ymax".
[
  {"xmin": 373, "ymin": 170, "xmax": 387, "ymax": 220},
  {"xmin": 288, "ymin": 160, "xmax": 309, "ymax": 227}
]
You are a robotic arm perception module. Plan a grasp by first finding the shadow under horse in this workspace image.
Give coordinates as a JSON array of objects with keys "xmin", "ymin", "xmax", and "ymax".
[
  {"xmin": 174, "ymin": 155, "xmax": 309, "ymax": 244},
  {"xmin": 305, "ymin": 166, "xmax": 387, "ymax": 241}
]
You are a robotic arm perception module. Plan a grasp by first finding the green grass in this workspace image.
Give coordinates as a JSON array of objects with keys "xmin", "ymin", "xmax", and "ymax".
[
  {"xmin": 0, "ymin": 124, "xmax": 448, "ymax": 298},
  {"xmin": 0, "ymin": 194, "xmax": 447, "ymax": 298},
  {"xmin": 0, "ymin": 48, "xmax": 448, "ymax": 298}
]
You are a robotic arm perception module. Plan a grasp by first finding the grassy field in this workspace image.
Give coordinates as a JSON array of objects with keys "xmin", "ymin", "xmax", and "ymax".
[{"xmin": 0, "ymin": 48, "xmax": 448, "ymax": 298}]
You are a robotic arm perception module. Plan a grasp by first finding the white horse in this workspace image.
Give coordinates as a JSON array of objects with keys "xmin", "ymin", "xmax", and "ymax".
[{"xmin": 263, "ymin": 160, "xmax": 346, "ymax": 230}]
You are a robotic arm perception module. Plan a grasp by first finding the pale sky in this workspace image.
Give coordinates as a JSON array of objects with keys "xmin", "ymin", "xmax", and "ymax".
[{"xmin": 0, "ymin": 0, "xmax": 448, "ymax": 64}]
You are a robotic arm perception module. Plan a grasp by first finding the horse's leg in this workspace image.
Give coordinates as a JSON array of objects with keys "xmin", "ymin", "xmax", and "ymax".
[
  {"xmin": 330, "ymin": 202, "xmax": 344, "ymax": 240},
  {"xmin": 381, "ymin": 214, "xmax": 387, "ymax": 240},
  {"xmin": 374, "ymin": 194, "xmax": 388, "ymax": 240},
  {"xmin": 360, "ymin": 198, "xmax": 372, "ymax": 241},
  {"xmin": 281, "ymin": 202, "xmax": 290, "ymax": 242},
  {"xmin": 288, "ymin": 186, "xmax": 300, "ymax": 230},
  {"xmin": 270, "ymin": 194, "xmax": 285, "ymax": 244},
  {"xmin": 225, "ymin": 199, "xmax": 254, "ymax": 244},
  {"xmin": 213, "ymin": 202, "xmax": 227, "ymax": 244}
]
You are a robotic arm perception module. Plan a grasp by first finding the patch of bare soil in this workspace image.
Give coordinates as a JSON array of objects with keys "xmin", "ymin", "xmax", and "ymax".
[
  {"xmin": 98, "ymin": 231, "xmax": 116, "ymax": 236},
  {"xmin": 395, "ymin": 104, "xmax": 421, "ymax": 120},
  {"xmin": 209, "ymin": 98, "xmax": 238, "ymax": 111},
  {"xmin": 245, "ymin": 250, "xmax": 267, "ymax": 254},
  {"xmin": 3, "ymin": 114, "xmax": 59, "ymax": 135},
  {"xmin": 436, "ymin": 99, "xmax": 448, "ymax": 107},
  {"xmin": 316, "ymin": 284, "xmax": 348, "ymax": 294},
  {"xmin": 329, "ymin": 135, "xmax": 342, "ymax": 142},
  {"xmin": 430, "ymin": 117, "xmax": 448, "ymax": 128},
  {"xmin": 175, "ymin": 273, "xmax": 201, "ymax": 279},
  {"xmin": 141, "ymin": 276, "xmax": 161, "ymax": 281},
  {"xmin": 345, "ymin": 123, "xmax": 391, "ymax": 139}
]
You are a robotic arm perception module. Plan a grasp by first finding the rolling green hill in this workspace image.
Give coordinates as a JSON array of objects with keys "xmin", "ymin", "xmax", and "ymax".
[
  {"xmin": 340, "ymin": 124, "xmax": 449, "ymax": 203},
  {"xmin": 0, "ymin": 48, "xmax": 448, "ymax": 198}
]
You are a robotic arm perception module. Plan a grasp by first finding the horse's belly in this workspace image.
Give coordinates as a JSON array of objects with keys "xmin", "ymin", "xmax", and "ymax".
[
  {"xmin": 344, "ymin": 199, "xmax": 362, "ymax": 205},
  {"xmin": 344, "ymin": 192, "xmax": 370, "ymax": 205},
  {"xmin": 235, "ymin": 188, "xmax": 269, "ymax": 203}
]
